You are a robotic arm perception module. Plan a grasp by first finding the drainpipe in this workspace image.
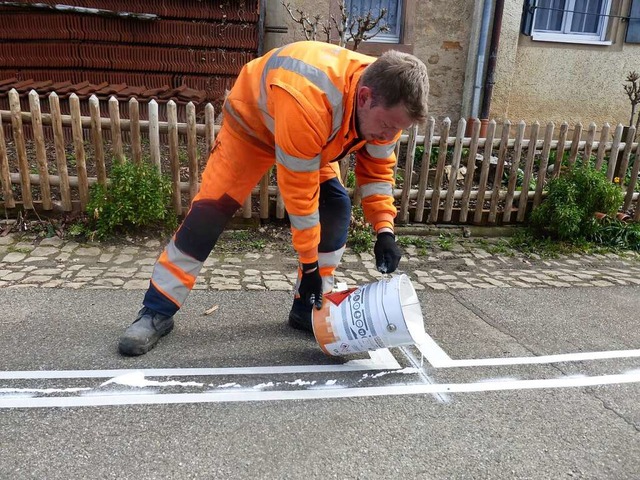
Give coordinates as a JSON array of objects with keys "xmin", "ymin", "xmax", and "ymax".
[
  {"xmin": 480, "ymin": 0, "xmax": 505, "ymax": 121},
  {"xmin": 470, "ymin": 0, "xmax": 494, "ymax": 119}
]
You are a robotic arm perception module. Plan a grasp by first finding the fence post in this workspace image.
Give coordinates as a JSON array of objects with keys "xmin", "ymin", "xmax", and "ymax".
[
  {"xmin": 49, "ymin": 92, "xmax": 72, "ymax": 211},
  {"xmin": 429, "ymin": 117, "xmax": 451, "ymax": 223},
  {"xmin": 413, "ymin": 117, "xmax": 435, "ymax": 223},
  {"xmin": 89, "ymin": 95, "xmax": 106, "ymax": 185},
  {"xmin": 473, "ymin": 120, "xmax": 496, "ymax": 224},
  {"xmin": 167, "ymin": 101, "xmax": 182, "ymax": 215},
  {"xmin": 443, "ymin": 118, "xmax": 466, "ymax": 222},
  {"xmin": 459, "ymin": 118, "xmax": 481, "ymax": 223},
  {"xmin": 70, "ymin": 94, "xmax": 89, "ymax": 209},
  {"xmin": 502, "ymin": 120, "xmax": 526, "ymax": 223},
  {"xmin": 28, "ymin": 90, "xmax": 52, "ymax": 210},
  {"xmin": 517, "ymin": 121, "xmax": 539, "ymax": 222},
  {"xmin": 488, "ymin": 120, "xmax": 510, "ymax": 224},
  {"xmin": 617, "ymin": 125, "xmax": 636, "ymax": 186},
  {"xmin": 606, "ymin": 124, "xmax": 624, "ymax": 181},
  {"xmin": 533, "ymin": 122, "xmax": 554, "ymax": 209},
  {"xmin": 582, "ymin": 122, "xmax": 596, "ymax": 166},
  {"xmin": 129, "ymin": 97, "xmax": 142, "ymax": 165},
  {"xmin": 149, "ymin": 99, "xmax": 161, "ymax": 171},
  {"xmin": 0, "ymin": 113, "xmax": 14, "ymax": 209},
  {"xmin": 552, "ymin": 122, "xmax": 568, "ymax": 177},
  {"xmin": 399, "ymin": 124, "xmax": 418, "ymax": 223},
  {"xmin": 623, "ymin": 138, "xmax": 640, "ymax": 211},
  {"xmin": 109, "ymin": 96, "xmax": 125, "ymax": 164},
  {"xmin": 186, "ymin": 102, "xmax": 199, "ymax": 203},
  {"xmin": 9, "ymin": 88, "xmax": 32, "ymax": 209},
  {"xmin": 595, "ymin": 123, "xmax": 610, "ymax": 171},
  {"xmin": 205, "ymin": 103, "xmax": 216, "ymax": 153},
  {"xmin": 567, "ymin": 122, "xmax": 582, "ymax": 168}
]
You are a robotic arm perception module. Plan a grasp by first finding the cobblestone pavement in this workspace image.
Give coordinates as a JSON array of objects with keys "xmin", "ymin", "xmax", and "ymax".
[{"xmin": 1, "ymin": 230, "xmax": 640, "ymax": 293}]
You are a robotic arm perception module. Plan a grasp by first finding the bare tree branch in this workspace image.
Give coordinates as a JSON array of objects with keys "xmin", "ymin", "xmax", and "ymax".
[{"xmin": 282, "ymin": 0, "xmax": 389, "ymax": 52}]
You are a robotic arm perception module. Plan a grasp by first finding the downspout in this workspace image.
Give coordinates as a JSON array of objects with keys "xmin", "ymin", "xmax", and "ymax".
[
  {"xmin": 470, "ymin": 0, "xmax": 494, "ymax": 119},
  {"xmin": 257, "ymin": 0, "xmax": 266, "ymax": 55},
  {"xmin": 480, "ymin": 0, "xmax": 506, "ymax": 121}
]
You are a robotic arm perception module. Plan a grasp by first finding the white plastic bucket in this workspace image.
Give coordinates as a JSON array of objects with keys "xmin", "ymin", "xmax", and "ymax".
[{"xmin": 312, "ymin": 274, "xmax": 427, "ymax": 356}]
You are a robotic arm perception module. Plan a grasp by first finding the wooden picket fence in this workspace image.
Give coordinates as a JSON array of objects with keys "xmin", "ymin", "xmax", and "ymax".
[{"xmin": 1, "ymin": 88, "xmax": 639, "ymax": 224}]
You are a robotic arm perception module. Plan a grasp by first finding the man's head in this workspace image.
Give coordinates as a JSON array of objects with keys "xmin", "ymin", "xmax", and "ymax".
[{"xmin": 356, "ymin": 50, "xmax": 429, "ymax": 142}]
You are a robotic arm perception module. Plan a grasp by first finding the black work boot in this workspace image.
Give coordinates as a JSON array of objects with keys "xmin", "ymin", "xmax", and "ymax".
[
  {"xmin": 118, "ymin": 307, "xmax": 174, "ymax": 356},
  {"xmin": 288, "ymin": 298, "xmax": 313, "ymax": 333}
]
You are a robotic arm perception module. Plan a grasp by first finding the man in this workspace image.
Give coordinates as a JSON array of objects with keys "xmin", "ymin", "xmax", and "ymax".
[{"xmin": 118, "ymin": 40, "xmax": 429, "ymax": 356}]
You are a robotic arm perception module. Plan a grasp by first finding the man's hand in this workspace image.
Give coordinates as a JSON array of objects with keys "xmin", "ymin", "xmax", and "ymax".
[
  {"xmin": 298, "ymin": 261, "xmax": 323, "ymax": 310},
  {"xmin": 374, "ymin": 232, "xmax": 401, "ymax": 274}
]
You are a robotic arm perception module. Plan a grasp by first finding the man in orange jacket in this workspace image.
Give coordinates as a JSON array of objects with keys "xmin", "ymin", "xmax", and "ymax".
[{"xmin": 118, "ymin": 41, "xmax": 429, "ymax": 356}]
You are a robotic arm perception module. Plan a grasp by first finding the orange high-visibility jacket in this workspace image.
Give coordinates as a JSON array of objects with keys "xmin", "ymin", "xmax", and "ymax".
[{"xmin": 223, "ymin": 41, "xmax": 400, "ymax": 264}]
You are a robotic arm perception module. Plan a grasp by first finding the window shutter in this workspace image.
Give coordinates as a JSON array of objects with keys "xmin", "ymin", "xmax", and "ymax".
[
  {"xmin": 627, "ymin": 0, "xmax": 640, "ymax": 43},
  {"xmin": 521, "ymin": 0, "xmax": 535, "ymax": 36}
]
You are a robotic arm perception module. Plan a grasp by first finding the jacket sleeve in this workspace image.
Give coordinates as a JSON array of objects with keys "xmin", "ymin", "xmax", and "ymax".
[
  {"xmin": 354, "ymin": 134, "xmax": 400, "ymax": 232},
  {"xmin": 271, "ymin": 84, "xmax": 332, "ymax": 264}
]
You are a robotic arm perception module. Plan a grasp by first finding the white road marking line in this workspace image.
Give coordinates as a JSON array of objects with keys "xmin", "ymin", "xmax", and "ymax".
[
  {"xmin": 0, "ymin": 349, "xmax": 400, "ymax": 380},
  {"xmin": 3, "ymin": 371, "xmax": 639, "ymax": 408},
  {"xmin": 417, "ymin": 330, "xmax": 640, "ymax": 368},
  {"xmin": 442, "ymin": 349, "xmax": 640, "ymax": 367}
]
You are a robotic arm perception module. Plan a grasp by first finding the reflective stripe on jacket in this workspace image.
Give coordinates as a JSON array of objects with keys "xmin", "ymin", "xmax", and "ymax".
[{"xmin": 224, "ymin": 41, "xmax": 398, "ymax": 263}]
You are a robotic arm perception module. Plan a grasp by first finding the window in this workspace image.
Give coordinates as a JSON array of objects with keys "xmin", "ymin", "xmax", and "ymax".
[
  {"xmin": 523, "ymin": 0, "xmax": 613, "ymax": 44},
  {"xmin": 346, "ymin": 0, "xmax": 403, "ymax": 44}
]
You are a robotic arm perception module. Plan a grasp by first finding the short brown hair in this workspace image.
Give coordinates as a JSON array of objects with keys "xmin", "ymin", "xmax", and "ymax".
[{"xmin": 361, "ymin": 50, "xmax": 429, "ymax": 124}]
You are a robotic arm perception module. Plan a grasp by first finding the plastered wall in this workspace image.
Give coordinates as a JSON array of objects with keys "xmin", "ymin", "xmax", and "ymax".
[{"xmin": 491, "ymin": 0, "xmax": 640, "ymax": 128}]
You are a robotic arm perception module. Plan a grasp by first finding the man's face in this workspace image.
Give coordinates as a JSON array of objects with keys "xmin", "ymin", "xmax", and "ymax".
[{"xmin": 356, "ymin": 86, "xmax": 414, "ymax": 143}]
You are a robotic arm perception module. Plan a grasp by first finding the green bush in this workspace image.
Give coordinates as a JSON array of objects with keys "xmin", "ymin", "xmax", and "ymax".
[
  {"xmin": 86, "ymin": 161, "xmax": 177, "ymax": 239},
  {"xmin": 529, "ymin": 167, "xmax": 624, "ymax": 241},
  {"xmin": 347, "ymin": 206, "xmax": 373, "ymax": 253}
]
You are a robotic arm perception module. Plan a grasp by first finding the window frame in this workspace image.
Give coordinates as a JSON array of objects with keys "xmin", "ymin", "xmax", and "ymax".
[
  {"xmin": 330, "ymin": 0, "xmax": 415, "ymax": 54},
  {"xmin": 530, "ymin": 0, "xmax": 613, "ymax": 45}
]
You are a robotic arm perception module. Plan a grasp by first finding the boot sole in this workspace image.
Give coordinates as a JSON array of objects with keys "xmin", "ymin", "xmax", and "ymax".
[{"xmin": 118, "ymin": 323, "xmax": 174, "ymax": 356}]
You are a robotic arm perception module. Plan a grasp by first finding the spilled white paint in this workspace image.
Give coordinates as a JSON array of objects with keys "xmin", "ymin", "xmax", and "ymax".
[
  {"xmin": 360, "ymin": 367, "xmax": 420, "ymax": 380},
  {"xmin": 217, "ymin": 382, "xmax": 242, "ymax": 388},
  {"xmin": 101, "ymin": 371, "xmax": 204, "ymax": 388},
  {"xmin": 3, "ymin": 370, "xmax": 640, "ymax": 408}
]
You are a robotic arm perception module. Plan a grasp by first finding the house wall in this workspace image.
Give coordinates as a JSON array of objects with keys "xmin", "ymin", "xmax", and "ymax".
[
  {"xmin": 491, "ymin": 0, "xmax": 640, "ymax": 128},
  {"xmin": 264, "ymin": 0, "xmax": 474, "ymax": 129}
]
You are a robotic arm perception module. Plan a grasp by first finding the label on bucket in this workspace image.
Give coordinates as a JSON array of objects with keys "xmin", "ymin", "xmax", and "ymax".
[{"xmin": 312, "ymin": 274, "xmax": 426, "ymax": 356}]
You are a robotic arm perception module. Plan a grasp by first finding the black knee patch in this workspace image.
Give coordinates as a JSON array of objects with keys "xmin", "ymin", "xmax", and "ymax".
[{"xmin": 175, "ymin": 195, "xmax": 240, "ymax": 262}]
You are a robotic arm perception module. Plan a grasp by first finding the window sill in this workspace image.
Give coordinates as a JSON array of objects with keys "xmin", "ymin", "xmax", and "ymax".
[
  {"xmin": 531, "ymin": 33, "xmax": 612, "ymax": 46},
  {"xmin": 346, "ymin": 42, "xmax": 414, "ymax": 55}
]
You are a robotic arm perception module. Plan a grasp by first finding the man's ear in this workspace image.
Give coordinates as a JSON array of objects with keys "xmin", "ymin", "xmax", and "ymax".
[{"xmin": 357, "ymin": 86, "xmax": 372, "ymax": 107}]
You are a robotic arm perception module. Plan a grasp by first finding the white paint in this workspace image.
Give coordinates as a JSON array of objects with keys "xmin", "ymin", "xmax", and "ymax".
[
  {"xmin": 0, "ymin": 348, "xmax": 400, "ymax": 380},
  {"xmin": 101, "ymin": 372, "xmax": 204, "ymax": 388},
  {"xmin": 360, "ymin": 367, "xmax": 419, "ymax": 380},
  {"xmin": 285, "ymin": 379, "xmax": 317, "ymax": 386},
  {"xmin": 3, "ymin": 370, "xmax": 639, "ymax": 408},
  {"xmin": 325, "ymin": 380, "xmax": 337, "ymax": 386},
  {"xmin": 416, "ymin": 331, "xmax": 640, "ymax": 368},
  {"xmin": 253, "ymin": 382, "xmax": 276, "ymax": 390},
  {"xmin": 217, "ymin": 382, "xmax": 241, "ymax": 388},
  {"xmin": 0, "ymin": 387, "xmax": 91, "ymax": 394},
  {"xmin": 415, "ymin": 336, "xmax": 452, "ymax": 367}
]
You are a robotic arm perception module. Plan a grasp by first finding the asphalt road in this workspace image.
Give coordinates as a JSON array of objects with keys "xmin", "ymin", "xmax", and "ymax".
[{"xmin": 1, "ymin": 286, "xmax": 639, "ymax": 479}]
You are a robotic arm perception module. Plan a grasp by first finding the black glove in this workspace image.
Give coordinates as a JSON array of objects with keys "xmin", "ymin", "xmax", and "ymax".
[
  {"xmin": 374, "ymin": 232, "xmax": 402, "ymax": 274},
  {"xmin": 298, "ymin": 261, "xmax": 323, "ymax": 310}
]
